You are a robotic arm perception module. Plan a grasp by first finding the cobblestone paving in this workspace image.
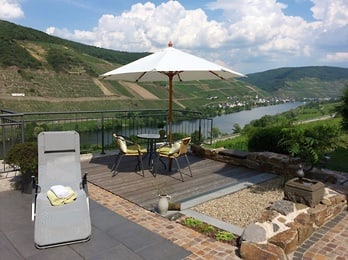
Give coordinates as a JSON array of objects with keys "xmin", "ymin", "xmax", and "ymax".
[
  {"xmin": 89, "ymin": 183, "xmax": 242, "ymax": 260},
  {"xmin": 293, "ymin": 211, "xmax": 348, "ymax": 260},
  {"xmin": 89, "ymin": 182, "xmax": 348, "ymax": 260}
]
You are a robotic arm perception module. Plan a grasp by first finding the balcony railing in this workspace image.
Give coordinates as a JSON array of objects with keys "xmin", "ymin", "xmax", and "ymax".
[{"xmin": 0, "ymin": 109, "xmax": 213, "ymax": 163}]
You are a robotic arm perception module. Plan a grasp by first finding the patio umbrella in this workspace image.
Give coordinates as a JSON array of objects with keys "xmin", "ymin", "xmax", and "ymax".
[{"xmin": 100, "ymin": 41, "xmax": 245, "ymax": 143}]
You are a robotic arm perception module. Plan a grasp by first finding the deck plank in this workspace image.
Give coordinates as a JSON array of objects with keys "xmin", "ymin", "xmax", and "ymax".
[{"xmin": 81, "ymin": 154, "xmax": 268, "ymax": 210}]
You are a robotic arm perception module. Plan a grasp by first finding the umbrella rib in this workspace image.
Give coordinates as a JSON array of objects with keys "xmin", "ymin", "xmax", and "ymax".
[
  {"xmin": 209, "ymin": 70, "xmax": 226, "ymax": 80},
  {"xmin": 161, "ymin": 71, "xmax": 184, "ymax": 81},
  {"xmin": 177, "ymin": 72, "xmax": 183, "ymax": 82},
  {"xmin": 135, "ymin": 72, "xmax": 147, "ymax": 82}
]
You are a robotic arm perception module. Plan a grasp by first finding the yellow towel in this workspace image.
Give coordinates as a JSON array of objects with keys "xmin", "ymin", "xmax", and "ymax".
[{"xmin": 47, "ymin": 186, "xmax": 77, "ymax": 206}]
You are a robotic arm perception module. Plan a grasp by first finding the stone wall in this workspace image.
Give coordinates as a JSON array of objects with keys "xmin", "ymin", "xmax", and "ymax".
[
  {"xmin": 190, "ymin": 145, "xmax": 348, "ymax": 259},
  {"xmin": 191, "ymin": 144, "xmax": 302, "ymax": 177},
  {"xmin": 239, "ymin": 192, "xmax": 347, "ymax": 259}
]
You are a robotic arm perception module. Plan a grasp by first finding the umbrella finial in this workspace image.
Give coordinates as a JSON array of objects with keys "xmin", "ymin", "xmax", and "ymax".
[{"xmin": 168, "ymin": 41, "xmax": 173, "ymax": 47}]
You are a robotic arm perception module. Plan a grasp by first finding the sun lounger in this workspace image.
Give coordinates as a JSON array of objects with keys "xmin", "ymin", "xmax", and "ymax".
[{"xmin": 32, "ymin": 131, "xmax": 91, "ymax": 249}]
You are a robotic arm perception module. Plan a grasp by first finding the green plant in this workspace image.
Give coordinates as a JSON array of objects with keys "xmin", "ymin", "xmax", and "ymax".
[
  {"xmin": 216, "ymin": 231, "xmax": 235, "ymax": 242},
  {"xmin": 336, "ymin": 84, "xmax": 348, "ymax": 130},
  {"xmin": 198, "ymin": 223, "xmax": 215, "ymax": 234},
  {"xmin": 247, "ymin": 125, "xmax": 288, "ymax": 153},
  {"xmin": 183, "ymin": 217, "xmax": 202, "ymax": 228},
  {"xmin": 6, "ymin": 142, "xmax": 38, "ymax": 177},
  {"xmin": 5, "ymin": 142, "xmax": 38, "ymax": 192},
  {"xmin": 279, "ymin": 123, "xmax": 342, "ymax": 172}
]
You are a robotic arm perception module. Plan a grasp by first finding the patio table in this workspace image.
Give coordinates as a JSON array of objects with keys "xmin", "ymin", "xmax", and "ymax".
[{"xmin": 137, "ymin": 133, "xmax": 167, "ymax": 171}]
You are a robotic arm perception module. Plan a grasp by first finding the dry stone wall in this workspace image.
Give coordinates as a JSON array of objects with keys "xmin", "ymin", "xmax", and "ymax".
[
  {"xmin": 191, "ymin": 144, "xmax": 301, "ymax": 176},
  {"xmin": 191, "ymin": 145, "xmax": 347, "ymax": 259}
]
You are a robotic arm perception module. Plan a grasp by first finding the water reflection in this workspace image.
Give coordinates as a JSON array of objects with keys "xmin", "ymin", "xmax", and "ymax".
[
  {"xmin": 80, "ymin": 102, "xmax": 304, "ymax": 145},
  {"xmin": 213, "ymin": 102, "xmax": 304, "ymax": 134}
]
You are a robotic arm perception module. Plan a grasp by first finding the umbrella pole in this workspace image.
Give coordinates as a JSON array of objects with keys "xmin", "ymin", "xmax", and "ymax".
[
  {"xmin": 168, "ymin": 75, "xmax": 173, "ymax": 145},
  {"xmin": 167, "ymin": 75, "xmax": 174, "ymax": 172}
]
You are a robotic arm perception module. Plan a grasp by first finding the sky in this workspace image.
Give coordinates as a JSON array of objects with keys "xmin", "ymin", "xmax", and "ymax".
[{"xmin": 1, "ymin": 0, "xmax": 347, "ymax": 74}]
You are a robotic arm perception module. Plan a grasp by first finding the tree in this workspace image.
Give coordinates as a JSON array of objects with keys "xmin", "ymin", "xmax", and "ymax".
[
  {"xmin": 232, "ymin": 123, "xmax": 242, "ymax": 134},
  {"xmin": 211, "ymin": 127, "xmax": 220, "ymax": 138},
  {"xmin": 336, "ymin": 84, "xmax": 348, "ymax": 130},
  {"xmin": 279, "ymin": 123, "xmax": 342, "ymax": 172}
]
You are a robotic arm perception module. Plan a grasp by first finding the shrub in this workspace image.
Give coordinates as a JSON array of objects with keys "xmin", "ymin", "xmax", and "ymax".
[
  {"xmin": 5, "ymin": 142, "xmax": 38, "ymax": 192},
  {"xmin": 279, "ymin": 123, "xmax": 342, "ymax": 171},
  {"xmin": 5, "ymin": 142, "xmax": 38, "ymax": 177},
  {"xmin": 247, "ymin": 126, "xmax": 287, "ymax": 153}
]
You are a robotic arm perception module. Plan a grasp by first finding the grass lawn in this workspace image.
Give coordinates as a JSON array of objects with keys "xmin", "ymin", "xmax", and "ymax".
[{"xmin": 324, "ymin": 147, "xmax": 348, "ymax": 174}]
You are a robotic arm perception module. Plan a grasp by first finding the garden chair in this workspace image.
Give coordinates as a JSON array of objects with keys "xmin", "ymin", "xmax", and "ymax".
[
  {"xmin": 111, "ymin": 133, "xmax": 147, "ymax": 176},
  {"xmin": 32, "ymin": 131, "xmax": 91, "ymax": 249},
  {"xmin": 155, "ymin": 136, "xmax": 193, "ymax": 181}
]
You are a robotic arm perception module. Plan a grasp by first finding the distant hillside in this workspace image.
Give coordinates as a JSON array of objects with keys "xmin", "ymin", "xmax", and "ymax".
[
  {"xmin": 0, "ymin": 20, "xmax": 262, "ymax": 113},
  {"xmin": 241, "ymin": 66, "xmax": 348, "ymax": 98},
  {"xmin": 1, "ymin": 20, "xmax": 346, "ymax": 113},
  {"xmin": 0, "ymin": 20, "xmax": 149, "ymax": 70}
]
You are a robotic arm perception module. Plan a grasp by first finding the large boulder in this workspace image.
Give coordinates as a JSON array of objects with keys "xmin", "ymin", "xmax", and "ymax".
[
  {"xmin": 268, "ymin": 228, "xmax": 298, "ymax": 254},
  {"xmin": 241, "ymin": 223, "xmax": 268, "ymax": 243},
  {"xmin": 240, "ymin": 241, "xmax": 287, "ymax": 260}
]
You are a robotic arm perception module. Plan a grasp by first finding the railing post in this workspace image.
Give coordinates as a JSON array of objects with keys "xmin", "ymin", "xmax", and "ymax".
[
  {"xmin": 21, "ymin": 117, "xmax": 24, "ymax": 143},
  {"xmin": 210, "ymin": 119, "xmax": 213, "ymax": 145},
  {"xmin": 101, "ymin": 112, "xmax": 105, "ymax": 154},
  {"xmin": 198, "ymin": 118, "xmax": 202, "ymax": 144},
  {"xmin": 1, "ymin": 117, "xmax": 5, "ymax": 164}
]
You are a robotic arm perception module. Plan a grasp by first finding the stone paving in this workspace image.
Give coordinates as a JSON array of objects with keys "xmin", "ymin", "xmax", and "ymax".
[
  {"xmin": 1, "ymin": 168, "xmax": 347, "ymax": 259},
  {"xmin": 88, "ymin": 184, "xmax": 242, "ymax": 260},
  {"xmin": 294, "ymin": 211, "xmax": 348, "ymax": 260},
  {"xmin": 89, "ymin": 182, "xmax": 348, "ymax": 260}
]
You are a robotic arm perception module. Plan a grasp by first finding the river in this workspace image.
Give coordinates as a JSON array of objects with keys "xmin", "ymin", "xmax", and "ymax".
[
  {"xmin": 213, "ymin": 102, "xmax": 304, "ymax": 134},
  {"xmin": 79, "ymin": 102, "xmax": 304, "ymax": 146}
]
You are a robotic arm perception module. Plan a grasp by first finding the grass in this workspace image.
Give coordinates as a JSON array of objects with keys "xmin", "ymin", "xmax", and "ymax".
[{"xmin": 323, "ymin": 147, "xmax": 348, "ymax": 173}]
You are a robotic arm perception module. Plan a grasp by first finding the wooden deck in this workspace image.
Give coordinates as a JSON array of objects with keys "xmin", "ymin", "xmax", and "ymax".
[{"xmin": 81, "ymin": 153, "xmax": 268, "ymax": 211}]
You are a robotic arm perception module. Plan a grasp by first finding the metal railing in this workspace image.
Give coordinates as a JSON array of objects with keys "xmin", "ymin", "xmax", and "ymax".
[{"xmin": 0, "ymin": 109, "xmax": 213, "ymax": 162}]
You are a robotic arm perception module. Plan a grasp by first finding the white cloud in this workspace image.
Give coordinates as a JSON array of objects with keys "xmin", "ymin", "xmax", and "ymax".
[
  {"xmin": 325, "ymin": 52, "xmax": 348, "ymax": 63},
  {"xmin": 4, "ymin": 0, "xmax": 347, "ymax": 73},
  {"xmin": 0, "ymin": 0, "xmax": 24, "ymax": 19},
  {"xmin": 311, "ymin": 0, "xmax": 348, "ymax": 27},
  {"xmin": 47, "ymin": 1, "xmax": 228, "ymax": 52}
]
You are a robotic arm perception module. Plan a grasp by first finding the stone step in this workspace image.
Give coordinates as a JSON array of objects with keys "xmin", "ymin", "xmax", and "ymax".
[{"xmin": 179, "ymin": 172, "xmax": 277, "ymax": 210}]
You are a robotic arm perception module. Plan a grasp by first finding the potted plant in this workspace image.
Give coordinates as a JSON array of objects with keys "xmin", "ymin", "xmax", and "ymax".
[{"xmin": 5, "ymin": 142, "xmax": 38, "ymax": 193}]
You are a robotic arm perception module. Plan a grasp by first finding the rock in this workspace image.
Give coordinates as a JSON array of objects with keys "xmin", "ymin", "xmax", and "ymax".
[
  {"xmin": 294, "ymin": 203, "xmax": 308, "ymax": 211},
  {"xmin": 309, "ymin": 204, "xmax": 332, "ymax": 226},
  {"xmin": 269, "ymin": 200, "xmax": 295, "ymax": 215},
  {"xmin": 241, "ymin": 223, "xmax": 267, "ymax": 243},
  {"xmin": 257, "ymin": 210, "xmax": 278, "ymax": 223},
  {"xmin": 268, "ymin": 228, "xmax": 298, "ymax": 254},
  {"xmin": 328, "ymin": 194, "xmax": 347, "ymax": 205},
  {"xmin": 276, "ymin": 216, "xmax": 287, "ymax": 224},
  {"xmin": 288, "ymin": 222, "xmax": 314, "ymax": 245},
  {"xmin": 294, "ymin": 212, "xmax": 311, "ymax": 225},
  {"xmin": 272, "ymin": 223, "xmax": 280, "ymax": 233},
  {"xmin": 321, "ymin": 198, "xmax": 332, "ymax": 206},
  {"xmin": 240, "ymin": 241, "xmax": 287, "ymax": 260}
]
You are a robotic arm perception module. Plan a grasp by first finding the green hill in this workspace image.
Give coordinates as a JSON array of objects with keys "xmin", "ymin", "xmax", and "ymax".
[
  {"xmin": 0, "ymin": 20, "xmax": 265, "ymax": 112},
  {"xmin": 0, "ymin": 20, "xmax": 347, "ymax": 113},
  {"xmin": 0, "ymin": 20, "xmax": 149, "ymax": 69},
  {"xmin": 242, "ymin": 66, "xmax": 348, "ymax": 98}
]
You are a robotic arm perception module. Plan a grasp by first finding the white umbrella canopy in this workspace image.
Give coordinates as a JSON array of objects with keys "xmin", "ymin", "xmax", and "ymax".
[{"xmin": 100, "ymin": 42, "xmax": 245, "ymax": 143}]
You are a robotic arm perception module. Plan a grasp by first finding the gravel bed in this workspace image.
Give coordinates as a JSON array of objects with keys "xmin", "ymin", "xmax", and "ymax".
[{"xmin": 192, "ymin": 177, "xmax": 285, "ymax": 228}]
